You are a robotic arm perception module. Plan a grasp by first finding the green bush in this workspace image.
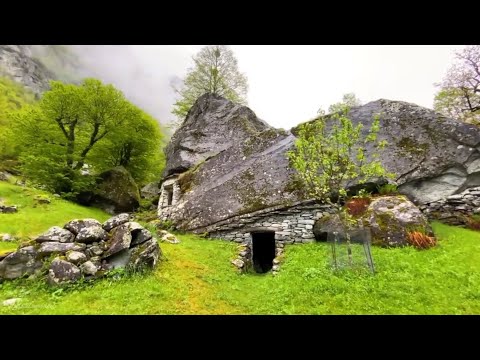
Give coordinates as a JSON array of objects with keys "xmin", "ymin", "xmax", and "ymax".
[{"xmin": 377, "ymin": 183, "xmax": 398, "ymax": 195}]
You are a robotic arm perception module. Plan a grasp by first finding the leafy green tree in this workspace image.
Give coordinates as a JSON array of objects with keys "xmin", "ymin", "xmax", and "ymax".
[
  {"xmin": 318, "ymin": 93, "xmax": 362, "ymax": 116},
  {"xmin": 434, "ymin": 45, "xmax": 480, "ymax": 124},
  {"xmin": 89, "ymin": 107, "xmax": 165, "ymax": 185},
  {"xmin": 12, "ymin": 78, "xmax": 164, "ymax": 196},
  {"xmin": 172, "ymin": 45, "xmax": 248, "ymax": 123},
  {"xmin": 0, "ymin": 76, "xmax": 36, "ymax": 162},
  {"xmin": 288, "ymin": 104, "xmax": 392, "ymax": 232}
]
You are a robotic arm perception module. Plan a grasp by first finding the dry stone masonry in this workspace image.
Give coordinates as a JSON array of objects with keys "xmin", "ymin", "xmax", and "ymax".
[
  {"xmin": 0, "ymin": 214, "xmax": 162, "ymax": 285},
  {"xmin": 419, "ymin": 186, "xmax": 480, "ymax": 225}
]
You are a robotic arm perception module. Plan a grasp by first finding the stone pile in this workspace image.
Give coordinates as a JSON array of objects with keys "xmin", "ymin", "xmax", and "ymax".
[{"xmin": 0, "ymin": 213, "xmax": 162, "ymax": 285}]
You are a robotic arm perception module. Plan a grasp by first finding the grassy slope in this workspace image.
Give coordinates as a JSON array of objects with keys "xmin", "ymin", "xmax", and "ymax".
[
  {"xmin": 1, "ymin": 211, "xmax": 479, "ymax": 314},
  {"xmin": 0, "ymin": 182, "xmax": 110, "ymax": 238}
]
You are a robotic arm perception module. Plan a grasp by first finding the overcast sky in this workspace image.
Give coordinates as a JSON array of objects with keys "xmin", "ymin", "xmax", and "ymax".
[{"xmin": 74, "ymin": 45, "xmax": 465, "ymax": 130}]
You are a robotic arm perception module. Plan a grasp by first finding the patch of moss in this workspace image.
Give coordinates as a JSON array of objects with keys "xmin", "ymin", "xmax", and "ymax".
[
  {"xmin": 177, "ymin": 159, "xmax": 207, "ymax": 194},
  {"xmin": 242, "ymin": 128, "xmax": 285, "ymax": 158},
  {"xmin": 397, "ymin": 137, "xmax": 429, "ymax": 156}
]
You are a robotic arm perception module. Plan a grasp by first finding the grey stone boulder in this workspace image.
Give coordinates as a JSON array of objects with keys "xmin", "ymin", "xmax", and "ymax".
[
  {"xmin": 0, "ymin": 205, "xmax": 18, "ymax": 213},
  {"xmin": 141, "ymin": 181, "xmax": 160, "ymax": 200},
  {"xmin": 362, "ymin": 195, "xmax": 433, "ymax": 247},
  {"xmin": 0, "ymin": 246, "xmax": 42, "ymax": 280},
  {"xmin": 64, "ymin": 219, "xmax": 102, "ymax": 235},
  {"xmin": 102, "ymin": 213, "xmax": 131, "ymax": 232},
  {"xmin": 38, "ymin": 242, "xmax": 85, "ymax": 257},
  {"xmin": 90, "ymin": 166, "xmax": 141, "ymax": 214},
  {"xmin": 79, "ymin": 261, "xmax": 98, "ymax": 276},
  {"xmin": 75, "ymin": 225, "xmax": 108, "ymax": 244},
  {"xmin": 35, "ymin": 226, "xmax": 75, "ymax": 243},
  {"xmin": 86, "ymin": 245, "xmax": 103, "ymax": 258},
  {"xmin": 103, "ymin": 223, "xmax": 132, "ymax": 258},
  {"xmin": 0, "ymin": 234, "xmax": 16, "ymax": 242},
  {"xmin": 127, "ymin": 238, "xmax": 161, "ymax": 271},
  {"xmin": 47, "ymin": 259, "xmax": 81, "ymax": 285},
  {"xmin": 0, "ymin": 171, "xmax": 12, "ymax": 182},
  {"xmin": 313, "ymin": 214, "xmax": 345, "ymax": 242},
  {"xmin": 314, "ymin": 195, "xmax": 432, "ymax": 247},
  {"xmin": 66, "ymin": 250, "xmax": 87, "ymax": 265}
]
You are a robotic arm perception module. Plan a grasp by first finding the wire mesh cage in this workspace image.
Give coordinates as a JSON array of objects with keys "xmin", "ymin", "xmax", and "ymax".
[{"xmin": 327, "ymin": 228, "xmax": 375, "ymax": 274}]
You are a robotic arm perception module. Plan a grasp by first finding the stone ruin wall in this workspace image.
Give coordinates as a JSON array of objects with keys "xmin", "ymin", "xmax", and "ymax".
[{"xmin": 419, "ymin": 186, "xmax": 480, "ymax": 226}]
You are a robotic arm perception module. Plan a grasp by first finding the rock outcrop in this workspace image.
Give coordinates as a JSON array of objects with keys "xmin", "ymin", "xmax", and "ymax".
[
  {"xmin": 158, "ymin": 94, "xmax": 480, "ymax": 232},
  {"xmin": 0, "ymin": 214, "xmax": 163, "ymax": 285},
  {"xmin": 0, "ymin": 45, "xmax": 53, "ymax": 95}
]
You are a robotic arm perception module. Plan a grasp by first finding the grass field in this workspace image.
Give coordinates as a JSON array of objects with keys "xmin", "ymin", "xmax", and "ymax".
[
  {"xmin": 0, "ymin": 182, "xmax": 110, "ymax": 239},
  {"xmin": 1, "ymin": 199, "xmax": 479, "ymax": 315}
]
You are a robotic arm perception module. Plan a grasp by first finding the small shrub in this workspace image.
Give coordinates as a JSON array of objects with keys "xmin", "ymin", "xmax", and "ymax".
[
  {"xmin": 345, "ymin": 197, "xmax": 371, "ymax": 217},
  {"xmin": 378, "ymin": 184, "xmax": 398, "ymax": 195},
  {"xmin": 465, "ymin": 214, "xmax": 480, "ymax": 231},
  {"xmin": 157, "ymin": 219, "xmax": 176, "ymax": 232},
  {"xmin": 406, "ymin": 231, "xmax": 437, "ymax": 249}
]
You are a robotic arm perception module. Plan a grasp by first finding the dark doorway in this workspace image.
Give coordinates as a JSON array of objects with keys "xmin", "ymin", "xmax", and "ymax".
[
  {"xmin": 167, "ymin": 190, "xmax": 173, "ymax": 206},
  {"xmin": 251, "ymin": 232, "xmax": 275, "ymax": 273}
]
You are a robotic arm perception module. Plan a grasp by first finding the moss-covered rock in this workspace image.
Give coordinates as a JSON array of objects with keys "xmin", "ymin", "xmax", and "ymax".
[
  {"xmin": 362, "ymin": 195, "xmax": 433, "ymax": 247},
  {"xmin": 92, "ymin": 166, "xmax": 140, "ymax": 214},
  {"xmin": 313, "ymin": 195, "xmax": 433, "ymax": 248}
]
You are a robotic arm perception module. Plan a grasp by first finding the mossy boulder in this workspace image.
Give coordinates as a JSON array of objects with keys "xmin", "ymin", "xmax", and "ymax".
[
  {"xmin": 313, "ymin": 195, "xmax": 432, "ymax": 248},
  {"xmin": 91, "ymin": 166, "xmax": 140, "ymax": 214},
  {"xmin": 363, "ymin": 195, "xmax": 433, "ymax": 247}
]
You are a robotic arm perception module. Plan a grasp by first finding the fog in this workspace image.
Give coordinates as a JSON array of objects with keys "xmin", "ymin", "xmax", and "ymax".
[{"xmin": 57, "ymin": 45, "xmax": 464, "ymax": 130}]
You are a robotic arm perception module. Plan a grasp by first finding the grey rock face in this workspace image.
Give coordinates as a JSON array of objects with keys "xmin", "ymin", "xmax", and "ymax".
[
  {"xmin": 48, "ymin": 259, "xmax": 81, "ymax": 285},
  {"xmin": 160, "ymin": 95, "xmax": 480, "ymax": 231},
  {"xmin": 0, "ymin": 45, "xmax": 53, "ymax": 94},
  {"xmin": 64, "ymin": 219, "xmax": 102, "ymax": 235},
  {"xmin": 75, "ymin": 225, "xmax": 107, "ymax": 244},
  {"xmin": 35, "ymin": 226, "xmax": 75, "ymax": 243},
  {"xmin": 103, "ymin": 213, "xmax": 131, "ymax": 232},
  {"xmin": 0, "ymin": 246, "xmax": 42, "ymax": 280}
]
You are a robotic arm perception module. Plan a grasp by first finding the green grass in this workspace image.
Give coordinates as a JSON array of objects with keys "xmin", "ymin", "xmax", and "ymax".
[
  {"xmin": 1, "ymin": 221, "xmax": 479, "ymax": 314},
  {"xmin": 0, "ymin": 182, "xmax": 110, "ymax": 239}
]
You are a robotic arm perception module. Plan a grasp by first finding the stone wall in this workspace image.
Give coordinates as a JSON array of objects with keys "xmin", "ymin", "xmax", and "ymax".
[
  {"xmin": 203, "ymin": 200, "xmax": 335, "ymax": 243},
  {"xmin": 158, "ymin": 176, "xmax": 181, "ymax": 221},
  {"xmin": 419, "ymin": 186, "xmax": 480, "ymax": 225}
]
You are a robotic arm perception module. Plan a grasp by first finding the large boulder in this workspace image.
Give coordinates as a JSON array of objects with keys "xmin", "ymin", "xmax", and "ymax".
[
  {"xmin": 90, "ymin": 166, "xmax": 140, "ymax": 214},
  {"xmin": 313, "ymin": 195, "xmax": 432, "ymax": 247},
  {"xmin": 0, "ymin": 246, "xmax": 42, "ymax": 280},
  {"xmin": 159, "ymin": 94, "xmax": 480, "ymax": 231},
  {"xmin": 363, "ymin": 196, "xmax": 433, "ymax": 247}
]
